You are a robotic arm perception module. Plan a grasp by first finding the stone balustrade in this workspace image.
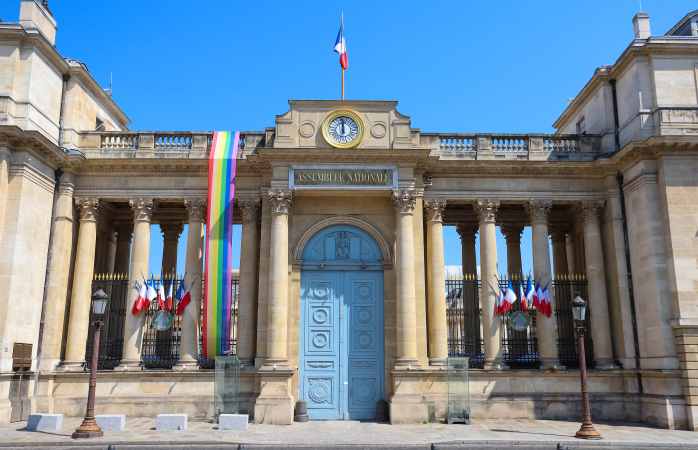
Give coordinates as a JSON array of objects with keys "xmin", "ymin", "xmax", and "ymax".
[{"xmin": 423, "ymin": 133, "xmax": 602, "ymax": 160}]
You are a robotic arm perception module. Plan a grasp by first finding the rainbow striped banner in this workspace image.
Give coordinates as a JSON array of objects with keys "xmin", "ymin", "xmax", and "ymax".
[{"xmin": 202, "ymin": 131, "xmax": 239, "ymax": 358}]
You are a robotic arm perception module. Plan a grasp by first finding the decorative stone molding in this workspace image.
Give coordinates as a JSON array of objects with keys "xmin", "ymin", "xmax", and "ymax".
[
  {"xmin": 76, "ymin": 198, "xmax": 99, "ymax": 222},
  {"xmin": 501, "ymin": 224, "xmax": 524, "ymax": 243},
  {"xmin": 526, "ymin": 200, "xmax": 552, "ymax": 224},
  {"xmin": 392, "ymin": 189, "xmax": 417, "ymax": 214},
  {"xmin": 424, "ymin": 199, "xmax": 446, "ymax": 223},
  {"xmin": 474, "ymin": 200, "xmax": 499, "ymax": 224},
  {"xmin": 293, "ymin": 215, "xmax": 393, "ymax": 268},
  {"xmin": 268, "ymin": 190, "xmax": 293, "ymax": 215},
  {"xmin": 184, "ymin": 198, "xmax": 206, "ymax": 222},
  {"xmin": 579, "ymin": 201, "xmax": 605, "ymax": 223},
  {"xmin": 240, "ymin": 199, "xmax": 260, "ymax": 223},
  {"xmin": 129, "ymin": 198, "xmax": 154, "ymax": 223}
]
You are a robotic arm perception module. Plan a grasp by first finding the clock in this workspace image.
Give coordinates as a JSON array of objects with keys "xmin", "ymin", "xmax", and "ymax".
[{"xmin": 321, "ymin": 109, "xmax": 364, "ymax": 149}]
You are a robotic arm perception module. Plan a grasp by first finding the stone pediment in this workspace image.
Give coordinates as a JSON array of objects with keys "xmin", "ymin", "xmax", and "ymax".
[{"xmin": 272, "ymin": 100, "xmax": 415, "ymax": 150}]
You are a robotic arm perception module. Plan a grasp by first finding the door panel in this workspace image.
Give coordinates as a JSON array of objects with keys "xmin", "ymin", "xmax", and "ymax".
[{"xmin": 300, "ymin": 270, "xmax": 383, "ymax": 420}]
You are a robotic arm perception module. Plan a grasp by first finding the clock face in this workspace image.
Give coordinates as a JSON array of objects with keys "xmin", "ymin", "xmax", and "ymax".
[{"xmin": 322, "ymin": 110, "xmax": 364, "ymax": 148}]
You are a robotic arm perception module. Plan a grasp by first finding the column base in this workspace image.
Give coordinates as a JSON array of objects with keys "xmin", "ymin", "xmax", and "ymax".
[
  {"xmin": 540, "ymin": 359, "xmax": 565, "ymax": 371},
  {"xmin": 58, "ymin": 361, "xmax": 86, "ymax": 372},
  {"xmin": 428, "ymin": 358, "xmax": 448, "ymax": 367},
  {"xmin": 393, "ymin": 358, "xmax": 420, "ymax": 369},
  {"xmin": 37, "ymin": 358, "xmax": 61, "ymax": 372},
  {"xmin": 594, "ymin": 359, "xmax": 619, "ymax": 370},
  {"xmin": 173, "ymin": 359, "xmax": 199, "ymax": 371},
  {"xmin": 114, "ymin": 360, "xmax": 142, "ymax": 371},
  {"xmin": 483, "ymin": 359, "xmax": 508, "ymax": 370}
]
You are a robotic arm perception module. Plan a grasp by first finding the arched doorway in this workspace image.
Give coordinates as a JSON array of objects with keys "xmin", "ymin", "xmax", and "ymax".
[{"xmin": 299, "ymin": 224, "xmax": 384, "ymax": 420}]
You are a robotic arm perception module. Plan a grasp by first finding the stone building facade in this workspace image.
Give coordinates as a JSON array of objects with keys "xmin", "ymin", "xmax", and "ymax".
[{"xmin": 1, "ymin": 0, "xmax": 698, "ymax": 429}]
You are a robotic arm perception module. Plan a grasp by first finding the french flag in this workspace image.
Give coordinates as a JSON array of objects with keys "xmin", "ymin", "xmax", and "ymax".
[
  {"xmin": 165, "ymin": 281, "xmax": 174, "ymax": 312},
  {"xmin": 334, "ymin": 13, "xmax": 348, "ymax": 70},
  {"xmin": 524, "ymin": 277, "xmax": 535, "ymax": 311},
  {"xmin": 131, "ymin": 280, "xmax": 148, "ymax": 315},
  {"xmin": 175, "ymin": 279, "xmax": 192, "ymax": 316}
]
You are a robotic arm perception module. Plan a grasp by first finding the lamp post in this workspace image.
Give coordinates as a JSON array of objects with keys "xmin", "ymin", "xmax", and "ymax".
[
  {"xmin": 72, "ymin": 288, "xmax": 110, "ymax": 439},
  {"xmin": 571, "ymin": 295, "xmax": 601, "ymax": 440}
]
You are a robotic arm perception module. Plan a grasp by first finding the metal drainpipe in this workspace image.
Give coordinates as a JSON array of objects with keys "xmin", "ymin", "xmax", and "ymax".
[
  {"xmin": 33, "ymin": 73, "xmax": 70, "ymax": 392},
  {"xmin": 617, "ymin": 172, "xmax": 643, "ymax": 395},
  {"xmin": 610, "ymin": 79, "xmax": 621, "ymax": 152}
]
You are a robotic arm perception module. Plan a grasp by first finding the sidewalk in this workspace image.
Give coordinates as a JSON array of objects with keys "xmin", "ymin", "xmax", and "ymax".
[{"xmin": 1, "ymin": 418, "xmax": 698, "ymax": 449}]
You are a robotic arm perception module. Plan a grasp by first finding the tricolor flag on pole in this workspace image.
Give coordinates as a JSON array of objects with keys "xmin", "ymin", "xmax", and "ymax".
[{"xmin": 334, "ymin": 12, "xmax": 348, "ymax": 99}]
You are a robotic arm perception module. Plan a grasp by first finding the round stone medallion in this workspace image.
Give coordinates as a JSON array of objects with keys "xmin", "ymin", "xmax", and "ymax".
[
  {"xmin": 299, "ymin": 121, "xmax": 316, "ymax": 138},
  {"xmin": 370, "ymin": 122, "xmax": 387, "ymax": 139}
]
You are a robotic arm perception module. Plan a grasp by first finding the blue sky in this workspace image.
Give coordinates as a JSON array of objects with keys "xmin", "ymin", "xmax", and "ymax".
[{"xmin": 3, "ymin": 0, "xmax": 695, "ymax": 275}]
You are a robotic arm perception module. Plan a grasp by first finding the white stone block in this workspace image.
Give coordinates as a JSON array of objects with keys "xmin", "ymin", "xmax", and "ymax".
[
  {"xmin": 96, "ymin": 414, "xmax": 126, "ymax": 432},
  {"xmin": 156, "ymin": 413, "xmax": 187, "ymax": 431},
  {"xmin": 26, "ymin": 413, "xmax": 63, "ymax": 432},
  {"xmin": 219, "ymin": 413, "xmax": 248, "ymax": 431}
]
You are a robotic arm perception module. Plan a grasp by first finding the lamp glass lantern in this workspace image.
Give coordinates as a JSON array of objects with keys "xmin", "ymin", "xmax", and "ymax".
[
  {"xmin": 572, "ymin": 296, "xmax": 587, "ymax": 323},
  {"xmin": 91, "ymin": 289, "xmax": 110, "ymax": 318}
]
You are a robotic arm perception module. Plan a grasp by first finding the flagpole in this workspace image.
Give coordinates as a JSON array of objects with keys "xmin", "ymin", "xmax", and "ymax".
[{"xmin": 341, "ymin": 68, "xmax": 345, "ymax": 100}]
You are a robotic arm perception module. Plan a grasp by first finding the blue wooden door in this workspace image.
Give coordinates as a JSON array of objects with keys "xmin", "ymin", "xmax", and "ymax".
[
  {"xmin": 300, "ymin": 225, "xmax": 384, "ymax": 421},
  {"xmin": 300, "ymin": 270, "xmax": 383, "ymax": 420}
]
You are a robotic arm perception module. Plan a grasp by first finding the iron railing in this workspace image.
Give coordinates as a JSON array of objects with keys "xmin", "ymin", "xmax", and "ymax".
[
  {"xmin": 86, "ymin": 274, "xmax": 129, "ymax": 370},
  {"xmin": 499, "ymin": 276, "xmax": 539, "ymax": 369},
  {"xmin": 141, "ymin": 277, "xmax": 184, "ymax": 369},
  {"xmin": 553, "ymin": 275, "xmax": 593, "ymax": 368},
  {"xmin": 198, "ymin": 278, "xmax": 240, "ymax": 369},
  {"xmin": 446, "ymin": 277, "xmax": 484, "ymax": 368}
]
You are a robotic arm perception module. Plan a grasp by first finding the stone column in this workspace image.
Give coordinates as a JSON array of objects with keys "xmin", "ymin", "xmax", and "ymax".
[
  {"xmin": 113, "ymin": 223, "xmax": 133, "ymax": 274},
  {"xmin": 456, "ymin": 224, "xmax": 477, "ymax": 277},
  {"xmin": 565, "ymin": 233, "xmax": 576, "ymax": 275},
  {"xmin": 550, "ymin": 228, "xmax": 569, "ymax": 277},
  {"xmin": 527, "ymin": 200, "xmax": 561, "ymax": 370},
  {"xmin": 424, "ymin": 199, "xmax": 448, "ymax": 366},
  {"xmin": 161, "ymin": 223, "xmax": 183, "ymax": 276},
  {"xmin": 38, "ymin": 174, "xmax": 76, "ymax": 371},
  {"xmin": 580, "ymin": 201, "xmax": 615, "ymax": 369},
  {"xmin": 501, "ymin": 224, "xmax": 523, "ymax": 277},
  {"xmin": 476, "ymin": 200, "xmax": 505, "ymax": 369},
  {"xmin": 116, "ymin": 198, "xmax": 153, "ymax": 370},
  {"xmin": 176, "ymin": 199, "xmax": 205, "ymax": 369},
  {"xmin": 0, "ymin": 148, "xmax": 10, "ymax": 238},
  {"xmin": 62, "ymin": 198, "xmax": 100, "ymax": 369},
  {"xmin": 104, "ymin": 229, "xmax": 118, "ymax": 274},
  {"xmin": 265, "ymin": 190, "xmax": 292, "ymax": 366},
  {"xmin": 393, "ymin": 189, "xmax": 419, "ymax": 367},
  {"xmin": 237, "ymin": 199, "xmax": 260, "ymax": 366}
]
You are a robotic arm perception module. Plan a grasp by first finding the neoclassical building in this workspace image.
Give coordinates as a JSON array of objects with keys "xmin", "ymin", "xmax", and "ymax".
[{"xmin": 1, "ymin": 1, "xmax": 698, "ymax": 429}]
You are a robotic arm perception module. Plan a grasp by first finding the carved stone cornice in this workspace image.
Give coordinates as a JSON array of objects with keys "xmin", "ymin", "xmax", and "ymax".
[
  {"xmin": 424, "ymin": 199, "xmax": 446, "ymax": 223},
  {"xmin": 392, "ymin": 189, "xmax": 417, "ymax": 214},
  {"xmin": 184, "ymin": 198, "xmax": 206, "ymax": 223},
  {"xmin": 579, "ymin": 200, "xmax": 605, "ymax": 223},
  {"xmin": 474, "ymin": 200, "xmax": 499, "ymax": 224},
  {"xmin": 526, "ymin": 200, "xmax": 552, "ymax": 224},
  {"xmin": 268, "ymin": 189, "xmax": 293, "ymax": 215},
  {"xmin": 76, "ymin": 198, "xmax": 99, "ymax": 223},
  {"xmin": 129, "ymin": 197, "xmax": 154, "ymax": 223},
  {"xmin": 240, "ymin": 199, "xmax": 260, "ymax": 223}
]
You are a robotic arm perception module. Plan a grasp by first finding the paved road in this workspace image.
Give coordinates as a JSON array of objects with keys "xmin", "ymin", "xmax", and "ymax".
[{"xmin": 1, "ymin": 418, "xmax": 697, "ymax": 449}]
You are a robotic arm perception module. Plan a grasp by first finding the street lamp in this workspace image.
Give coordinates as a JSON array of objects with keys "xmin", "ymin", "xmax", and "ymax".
[
  {"xmin": 571, "ymin": 295, "xmax": 601, "ymax": 440},
  {"xmin": 72, "ymin": 288, "xmax": 109, "ymax": 439}
]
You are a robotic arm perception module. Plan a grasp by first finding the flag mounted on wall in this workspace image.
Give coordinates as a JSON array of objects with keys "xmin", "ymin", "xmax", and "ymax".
[{"xmin": 202, "ymin": 131, "xmax": 239, "ymax": 358}]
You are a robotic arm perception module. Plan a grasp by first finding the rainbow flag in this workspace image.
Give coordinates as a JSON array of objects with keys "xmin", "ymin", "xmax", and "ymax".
[{"xmin": 202, "ymin": 131, "xmax": 239, "ymax": 358}]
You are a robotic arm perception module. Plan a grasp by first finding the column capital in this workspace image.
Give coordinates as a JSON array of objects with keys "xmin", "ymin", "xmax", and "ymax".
[
  {"xmin": 160, "ymin": 222, "xmax": 183, "ymax": 240},
  {"xmin": 75, "ymin": 198, "xmax": 99, "ymax": 222},
  {"xmin": 456, "ymin": 222, "xmax": 478, "ymax": 239},
  {"xmin": 240, "ymin": 199, "xmax": 261, "ymax": 223},
  {"xmin": 578, "ymin": 200, "xmax": 605, "ymax": 223},
  {"xmin": 527, "ymin": 200, "xmax": 552, "ymax": 224},
  {"xmin": 501, "ymin": 224, "xmax": 524, "ymax": 243},
  {"xmin": 424, "ymin": 199, "xmax": 446, "ymax": 223},
  {"xmin": 392, "ymin": 189, "xmax": 417, "ymax": 214},
  {"xmin": 57, "ymin": 172, "xmax": 75, "ymax": 196},
  {"xmin": 129, "ymin": 197, "xmax": 154, "ymax": 223},
  {"xmin": 184, "ymin": 198, "xmax": 206, "ymax": 222},
  {"xmin": 474, "ymin": 200, "xmax": 499, "ymax": 224},
  {"xmin": 268, "ymin": 189, "xmax": 293, "ymax": 215}
]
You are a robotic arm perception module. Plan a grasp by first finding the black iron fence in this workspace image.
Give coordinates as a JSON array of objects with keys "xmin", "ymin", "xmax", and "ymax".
[
  {"xmin": 445, "ymin": 275, "xmax": 590, "ymax": 369},
  {"xmin": 446, "ymin": 276, "xmax": 484, "ymax": 368},
  {"xmin": 198, "ymin": 278, "xmax": 239, "ymax": 369},
  {"xmin": 87, "ymin": 274, "xmax": 129, "ymax": 370},
  {"xmin": 141, "ymin": 277, "xmax": 184, "ymax": 369},
  {"xmin": 553, "ymin": 274, "xmax": 593, "ymax": 368}
]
